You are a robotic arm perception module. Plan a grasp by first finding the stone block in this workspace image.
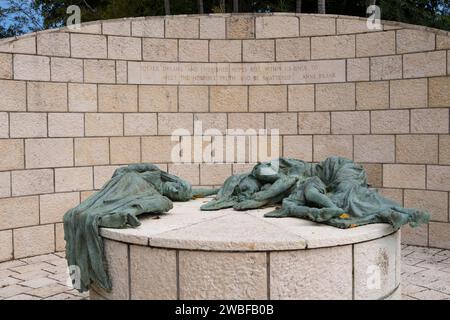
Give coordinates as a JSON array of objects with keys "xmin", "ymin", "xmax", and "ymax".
[
  {"xmin": 0, "ymin": 171, "xmax": 10, "ymax": 198},
  {"xmin": 70, "ymin": 34, "xmax": 107, "ymax": 59},
  {"xmin": 354, "ymin": 233, "xmax": 399, "ymax": 299},
  {"xmin": 390, "ymin": 79, "xmax": 428, "ymax": 109},
  {"xmin": 411, "ymin": 109, "xmax": 449, "ymax": 134},
  {"xmin": 311, "ymin": 35, "xmax": 355, "ymax": 59},
  {"xmin": 347, "ymin": 58, "xmax": 370, "ymax": 82},
  {"xmin": 55, "ymin": 167, "xmax": 93, "ymax": 192},
  {"xmin": 179, "ymin": 86, "xmax": 208, "ymax": 112},
  {"xmin": 179, "ymin": 40, "xmax": 209, "ymax": 62},
  {"xmin": 25, "ymin": 138, "xmax": 73, "ymax": 169},
  {"xmin": 55, "ymin": 223, "xmax": 65, "ymax": 252},
  {"xmin": 337, "ymin": 18, "xmax": 373, "ymax": 34},
  {"xmin": 0, "ymin": 196, "xmax": 38, "ymax": 230},
  {"xmin": 226, "ymin": 16, "xmax": 255, "ymax": 39},
  {"xmin": 354, "ymin": 135, "xmax": 395, "ymax": 163},
  {"xmin": 255, "ymin": 16, "xmax": 299, "ymax": 38},
  {"xmin": 313, "ymin": 135, "xmax": 353, "ymax": 161},
  {"xmin": 108, "ymin": 36, "xmax": 141, "ymax": 60},
  {"xmin": 427, "ymin": 166, "xmax": 450, "ymax": 191},
  {"xmin": 11, "ymin": 169, "xmax": 53, "ymax": 196},
  {"xmin": 249, "ymin": 85, "xmax": 287, "ymax": 112},
  {"xmin": 429, "ymin": 222, "xmax": 450, "ymax": 249},
  {"xmin": 139, "ymin": 85, "xmax": 177, "ymax": 112},
  {"xmin": 110, "ymin": 137, "xmax": 141, "ymax": 165},
  {"xmin": 439, "ymin": 135, "xmax": 450, "ymax": 165},
  {"xmin": 266, "ymin": 113, "xmax": 297, "ymax": 134},
  {"xmin": 37, "ymin": 32, "xmax": 69, "ymax": 57},
  {"xmin": 396, "ymin": 135, "xmax": 438, "ymax": 164},
  {"xmin": 270, "ymin": 246, "xmax": 352, "ymax": 299},
  {"xmin": 48, "ymin": 113, "xmax": 84, "ymax": 137},
  {"xmin": 85, "ymin": 113, "xmax": 123, "ymax": 136},
  {"xmin": 0, "ymin": 53, "xmax": 12, "ymax": 79},
  {"xmin": 10, "ymin": 113, "xmax": 47, "ymax": 138},
  {"xmin": 142, "ymin": 38, "xmax": 177, "ymax": 61},
  {"xmin": 0, "ymin": 112, "xmax": 6, "ymax": 138},
  {"xmin": 356, "ymin": 31, "xmax": 396, "ymax": 57},
  {"xmin": 116, "ymin": 60, "xmax": 127, "ymax": 84},
  {"xmin": 288, "ymin": 85, "xmax": 314, "ymax": 111},
  {"xmin": 383, "ymin": 164, "xmax": 425, "ymax": 189},
  {"xmin": 283, "ymin": 135, "xmax": 312, "ymax": 161},
  {"xmin": 50, "ymin": 57, "xmax": 83, "ymax": 83},
  {"xmin": 316, "ymin": 83, "xmax": 355, "ymax": 111},
  {"xmin": 404, "ymin": 190, "xmax": 448, "ymax": 222},
  {"xmin": 200, "ymin": 164, "xmax": 232, "ymax": 185},
  {"xmin": 13, "ymin": 225, "xmax": 55, "ymax": 259},
  {"xmin": 243, "ymin": 40, "xmax": 274, "ymax": 62},
  {"xmin": 124, "ymin": 113, "xmax": 157, "ymax": 136},
  {"xmin": 356, "ymin": 81, "xmax": 389, "ymax": 110},
  {"xmin": 209, "ymin": 40, "xmax": 241, "ymax": 62},
  {"xmin": 141, "ymin": 136, "xmax": 179, "ymax": 163},
  {"xmin": 168, "ymin": 164, "xmax": 200, "ymax": 185},
  {"xmin": 66, "ymin": 22, "xmax": 101, "ymax": 34},
  {"xmin": 158, "ymin": 113, "xmax": 193, "ymax": 136},
  {"xmin": 130, "ymin": 246, "xmax": 176, "ymax": 299},
  {"xmin": 227, "ymin": 112, "xmax": 264, "ymax": 132},
  {"xmin": 131, "ymin": 18, "xmax": 164, "ymax": 37},
  {"xmin": 102, "ymin": 20, "xmax": 131, "ymax": 36},
  {"xmin": 194, "ymin": 113, "xmax": 227, "ymax": 134},
  {"xmin": 401, "ymin": 224, "xmax": 428, "ymax": 247},
  {"xmin": 370, "ymin": 55, "xmax": 402, "ymax": 80},
  {"xmin": 68, "ymin": 84, "xmax": 97, "ymax": 112},
  {"xmin": 377, "ymin": 188, "xmax": 403, "ymax": 205},
  {"xmin": 165, "ymin": 17, "xmax": 199, "ymax": 38},
  {"xmin": 331, "ymin": 111, "xmax": 370, "ymax": 134},
  {"xmin": 28, "ymin": 82, "xmax": 67, "ymax": 112},
  {"xmin": 300, "ymin": 16, "xmax": 335, "ymax": 36},
  {"xmin": 210, "ymin": 86, "xmax": 247, "ymax": 112},
  {"xmin": 403, "ymin": 51, "xmax": 446, "ymax": 78},
  {"xmin": 362, "ymin": 163, "xmax": 382, "ymax": 187},
  {"xmin": 276, "ymin": 37, "xmax": 310, "ymax": 61},
  {"xmin": 0, "ymin": 80, "xmax": 26, "ymax": 111},
  {"xmin": 397, "ymin": 29, "xmax": 436, "ymax": 54},
  {"xmin": 84, "ymin": 59, "xmax": 116, "ymax": 83},
  {"xmin": 179, "ymin": 251, "xmax": 266, "ymax": 299},
  {"xmin": 13, "ymin": 55, "xmax": 50, "ymax": 81},
  {"xmin": 94, "ymin": 239, "xmax": 129, "ymax": 299},
  {"xmin": 436, "ymin": 35, "xmax": 450, "ymax": 50},
  {"xmin": 98, "ymin": 85, "xmax": 138, "ymax": 112},
  {"xmin": 429, "ymin": 76, "xmax": 450, "ymax": 108},
  {"xmin": 40, "ymin": 192, "xmax": 79, "ymax": 224},
  {"xmin": 75, "ymin": 138, "xmax": 109, "ymax": 166},
  {"xmin": 371, "ymin": 110, "xmax": 409, "ymax": 134},
  {"xmin": 0, "ymin": 36, "xmax": 35, "ymax": 54},
  {"xmin": 0, "ymin": 230, "xmax": 12, "ymax": 262},
  {"xmin": 0, "ymin": 139, "xmax": 24, "ymax": 170},
  {"xmin": 200, "ymin": 17, "xmax": 225, "ymax": 39},
  {"xmin": 94, "ymin": 166, "xmax": 120, "ymax": 190},
  {"xmin": 298, "ymin": 112, "xmax": 330, "ymax": 134}
]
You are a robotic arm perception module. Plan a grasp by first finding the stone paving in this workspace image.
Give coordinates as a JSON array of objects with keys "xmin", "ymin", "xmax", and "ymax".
[{"xmin": 0, "ymin": 245, "xmax": 449, "ymax": 300}]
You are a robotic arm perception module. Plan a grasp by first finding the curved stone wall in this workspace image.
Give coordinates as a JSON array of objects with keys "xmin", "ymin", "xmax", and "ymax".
[{"xmin": 0, "ymin": 13, "xmax": 449, "ymax": 261}]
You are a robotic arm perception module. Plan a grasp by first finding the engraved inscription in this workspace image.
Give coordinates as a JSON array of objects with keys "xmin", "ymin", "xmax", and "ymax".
[{"xmin": 128, "ymin": 60, "xmax": 346, "ymax": 85}]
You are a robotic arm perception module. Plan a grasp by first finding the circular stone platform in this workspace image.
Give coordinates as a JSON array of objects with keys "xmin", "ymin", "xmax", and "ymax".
[{"xmin": 90, "ymin": 198, "xmax": 401, "ymax": 300}]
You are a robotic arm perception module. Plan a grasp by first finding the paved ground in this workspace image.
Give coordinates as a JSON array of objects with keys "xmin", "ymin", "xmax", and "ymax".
[{"xmin": 0, "ymin": 245, "xmax": 449, "ymax": 300}]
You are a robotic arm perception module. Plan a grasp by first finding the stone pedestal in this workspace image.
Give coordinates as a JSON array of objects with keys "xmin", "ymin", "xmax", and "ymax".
[{"xmin": 91, "ymin": 198, "xmax": 401, "ymax": 300}]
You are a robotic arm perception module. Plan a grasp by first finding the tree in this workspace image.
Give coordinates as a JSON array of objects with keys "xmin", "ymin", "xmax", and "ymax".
[
  {"xmin": 318, "ymin": 0, "xmax": 326, "ymax": 14},
  {"xmin": 296, "ymin": 0, "xmax": 302, "ymax": 13}
]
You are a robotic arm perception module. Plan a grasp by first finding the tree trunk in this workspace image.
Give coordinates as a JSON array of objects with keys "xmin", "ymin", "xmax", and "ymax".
[
  {"xmin": 198, "ymin": 0, "xmax": 204, "ymax": 14},
  {"xmin": 220, "ymin": 0, "xmax": 225, "ymax": 12},
  {"xmin": 164, "ymin": 0, "xmax": 171, "ymax": 15},
  {"xmin": 296, "ymin": 0, "xmax": 302, "ymax": 13},
  {"xmin": 233, "ymin": 0, "xmax": 239, "ymax": 13},
  {"xmin": 318, "ymin": 0, "xmax": 326, "ymax": 14}
]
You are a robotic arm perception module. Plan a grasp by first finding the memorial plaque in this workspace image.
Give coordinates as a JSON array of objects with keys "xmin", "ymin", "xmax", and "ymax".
[{"xmin": 128, "ymin": 60, "xmax": 346, "ymax": 85}]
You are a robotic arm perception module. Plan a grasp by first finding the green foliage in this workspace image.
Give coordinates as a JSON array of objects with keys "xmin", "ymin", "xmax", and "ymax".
[{"xmin": 0, "ymin": 0, "xmax": 448, "ymax": 38}]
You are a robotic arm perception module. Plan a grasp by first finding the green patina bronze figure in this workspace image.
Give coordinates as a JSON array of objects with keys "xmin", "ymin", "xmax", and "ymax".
[{"xmin": 64, "ymin": 157, "xmax": 429, "ymax": 293}]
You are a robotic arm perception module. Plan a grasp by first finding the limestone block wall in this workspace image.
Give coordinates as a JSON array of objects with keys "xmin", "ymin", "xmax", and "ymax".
[{"xmin": 0, "ymin": 13, "xmax": 449, "ymax": 261}]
